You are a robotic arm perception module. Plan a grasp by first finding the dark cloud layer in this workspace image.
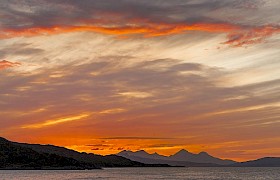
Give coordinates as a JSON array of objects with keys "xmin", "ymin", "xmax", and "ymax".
[
  {"xmin": 0, "ymin": 0, "xmax": 272, "ymax": 29},
  {"xmin": 1, "ymin": 0, "xmax": 280, "ymax": 46}
]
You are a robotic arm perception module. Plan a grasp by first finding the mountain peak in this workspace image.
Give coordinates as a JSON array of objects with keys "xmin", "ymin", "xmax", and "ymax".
[
  {"xmin": 135, "ymin": 150, "xmax": 149, "ymax": 154},
  {"xmin": 198, "ymin": 151, "xmax": 209, "ymax": 155},
  {"xmin": 117, "ymin": 150, "xmax": 135, "ymax": 156},
  {"xmin": 170, "ymin": 149, "xmax": 193, "ymax": 158},
  {"xmin": 118, "ymin": 150, "xmax": 131, "ymax": 154},
  {"xmin": 176, "ymin": 149, "xmax": 189, "ymax": 154},
  {"xmin": 138, "ymin": 150, "xmax": 146, "ymax": 152}
]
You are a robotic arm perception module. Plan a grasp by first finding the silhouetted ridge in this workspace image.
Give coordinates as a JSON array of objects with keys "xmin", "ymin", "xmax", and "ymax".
[
  {"xmin": 198, "ymin": 151, "xmax": 209, "ymax": 155},
  {"xmin": 0, "ymin": 137, "xmax": 98, "ymax": 169},
  {"xmin": 118, "ymin": 149, "xmax": 236, "ymax": 166},
  {"xmin": 0, "ymin": 137, "xmax": 170, "ymax": 169},
  {"xmin": 135, "ymin": 150, "xmax": 149, "ymax": 154},
  {"xmin": 175, "ymin": 149, "xmax": 189, "ymax": 154},
  {"xmin": 0, "ymin": 137, "xmax": 9, "ymax": 144},
  {"xmin": 232, "ymin": 157, "xmax": 280, "ymax": 167}
]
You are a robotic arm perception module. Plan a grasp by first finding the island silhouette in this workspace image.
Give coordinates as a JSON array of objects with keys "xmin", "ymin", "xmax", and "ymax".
[
  {"xmin": 0, "ymin": 137, "xmax": 169, "ymax": 169},
  {"xmin": 1, "ymin": 137, "xmax": 279, "ymax": 169}
]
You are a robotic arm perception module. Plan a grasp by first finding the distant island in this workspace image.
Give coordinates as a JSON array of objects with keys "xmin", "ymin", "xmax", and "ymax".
[
  {"xmin": 118, "ymin": 149, "xmax": 280, "ymax": 167},
  {"xmin": 118, "ymin": 149, "xmax": 235, "ymax": 167},
  {"xmin": 1, "ymin": 137, "xmax": 279, "ymax": 169}
]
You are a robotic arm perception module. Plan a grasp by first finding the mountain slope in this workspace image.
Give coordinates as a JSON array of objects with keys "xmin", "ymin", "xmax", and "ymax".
[
  {"xmin": 118, "ymin": 150, "xmax": 220, "ymax": 167},
  {"xmin": 232, "ymin": 157, "xmax": 280, "ymax": 167},
  {"xmin": 0, "ymin": 137, "xmax": 98, "ymax": 169},
  {"xmin": 169, "ymin": 149, "xmax": 235, "ymax": 165},
  {"xmin": 12, "ymin": 139, "xmax": 169, "ymax": 168},
  {"xmin": 118, "ymin": 149, "xmax": 236, "ymax": 166},
  {"xmin": 119, "ymin": 150, "xmax": 169, "ymax": 161}
]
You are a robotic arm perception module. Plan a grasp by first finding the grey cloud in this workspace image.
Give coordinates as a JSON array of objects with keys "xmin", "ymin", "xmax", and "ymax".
[
  {"xmin": 0, "ymin": 0, "xmax": 278, "ymax": 30},
  {"xmin": 0, "ymin": 58, "xmax": 279, "ymax": 135},
  {"xmin": 170, "ymin": 63, "xmax": 204, "ymax": 72},
  {"xmin": 0, "ymin": 43, "xmax": 44, "ymax": 59}
]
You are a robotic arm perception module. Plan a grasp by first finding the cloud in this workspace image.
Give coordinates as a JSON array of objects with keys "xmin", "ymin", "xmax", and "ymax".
[
  {"xmin": 1, "ymin": 0, "xmax": 279, "ymax": 160},
  {"xmin": 1, "ymin": 0, "xmax": 280, "ymax": 47},
  {"xmin": 99, "ymin": 137, "xmax": 174, "ymax": 140},
  {"xmin": 223, "ymin": 25, "xmax": 280, "ymax": 47},
  {"xmin": 99, "ymin": 108, "xmax": 126, "ymax": 114},
  {"xmin": 0, "ymin": 43, "xmax": 44, "ymax": 59},
  {"xmin": 147, "ymin": 144, "xmax": 181, "ymax": 148},
  {"xmin": 0, "ymin": 60, "xmax": 21, "ymax": 70},
  {"xmin": 86, "ymin": 144, "xmax": 110, "ymax": 147},
  {"xmin": 21, "ymin": 113, "xmax": 90, "ymax": 129},
  {"xmin": 1, "ymin": 57, "xmax": 279, "ymax": 159},
  {"xmin": 117, "ymin": 91, "xmax": 152, "ymax": 98},
  {"xmin": 1, "ymin": 22, "xmax": 279, "ymax": 47},
  {"xmin": 0, "ymin": 23, "xmax": 238, "ymax": 38},
  {"xmin": 1, "ymin": 59, "xmax": 279, "ymax": 129}
]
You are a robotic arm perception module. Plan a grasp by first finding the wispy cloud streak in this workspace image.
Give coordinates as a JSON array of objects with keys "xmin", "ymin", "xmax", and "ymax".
[{"xmin": 21, "ymin": 113, "xmax": 90, "ymax": 129}]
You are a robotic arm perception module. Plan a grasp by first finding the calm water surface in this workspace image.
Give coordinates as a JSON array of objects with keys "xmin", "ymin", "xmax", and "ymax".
[{"xmin": 0, "ymin": 167, "xmax": 279, "ymax": 180}]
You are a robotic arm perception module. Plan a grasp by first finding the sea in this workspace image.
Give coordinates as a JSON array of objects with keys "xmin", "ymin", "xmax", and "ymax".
[{"xmin": 0, "ymin": 167, "xmax": 279, "ymax": 180}]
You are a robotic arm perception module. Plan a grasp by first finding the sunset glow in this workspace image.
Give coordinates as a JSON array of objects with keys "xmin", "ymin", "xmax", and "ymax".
[{"xmin": 1, "ymin": 0, "xmax": 280, "ymax": 162}]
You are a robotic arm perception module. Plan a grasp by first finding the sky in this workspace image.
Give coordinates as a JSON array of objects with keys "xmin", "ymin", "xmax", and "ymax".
[{"xmin": 0, "ymin": 0, "xmax": 280, "ymax": 161}]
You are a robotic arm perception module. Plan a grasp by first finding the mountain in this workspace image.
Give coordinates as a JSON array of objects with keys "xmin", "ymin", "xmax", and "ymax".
[
  {"xmin": 119, "ymin": 150, "xmax": 169, "ymax": 161},
  {"xmin": 0, "ymin": 137, "xmax": 169, "ymax": 169},
  {"xmin": 0, "ymin": 137, "xmax": 97, "ymax": 169},
  {"xmin": 3, "ymin": 137, "xmax": 279, "ymax": 168},
  {"xmin": 169, "ymin": 149, "xmax": 236, "ymax": 165},
  {"xmin": 118, "ymin": 149, "xmax": 236, "ymax": 166},
  {"xmin": 16, "ymin": 143, "xmax": 169, "ymax": 168},
  {"xmin": 232, "ymin": 157, "xmax": 280, "ymax": 167},
  {"xmin": 118, "ymin": 150, "xmax": 219, "ymax": 167}
]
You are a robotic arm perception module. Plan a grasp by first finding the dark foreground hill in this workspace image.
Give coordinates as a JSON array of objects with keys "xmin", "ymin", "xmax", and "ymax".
[
  {"xmin": 0, "ymin": 137, "xmax": 97, "ymax": 169},
  {"xmin": 0, "ymin": 137, "xmax": 169, "ymax": 169}
]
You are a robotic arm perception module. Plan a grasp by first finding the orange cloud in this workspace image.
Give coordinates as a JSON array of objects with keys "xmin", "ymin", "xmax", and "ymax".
[
  {"xmin": 1, "ymin": 22, "xmax": 280, "ymax": 47},
  {"xmin": 0, "ymin": 23, "xmax": 239, "ymax": 37},
  {"xmin": 223, "ymin": 25, "xmax": 280, "ymax": 47},
  {"xmin": 0, "ymin": 60, "xmax": 21, "ymax": 70}
]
